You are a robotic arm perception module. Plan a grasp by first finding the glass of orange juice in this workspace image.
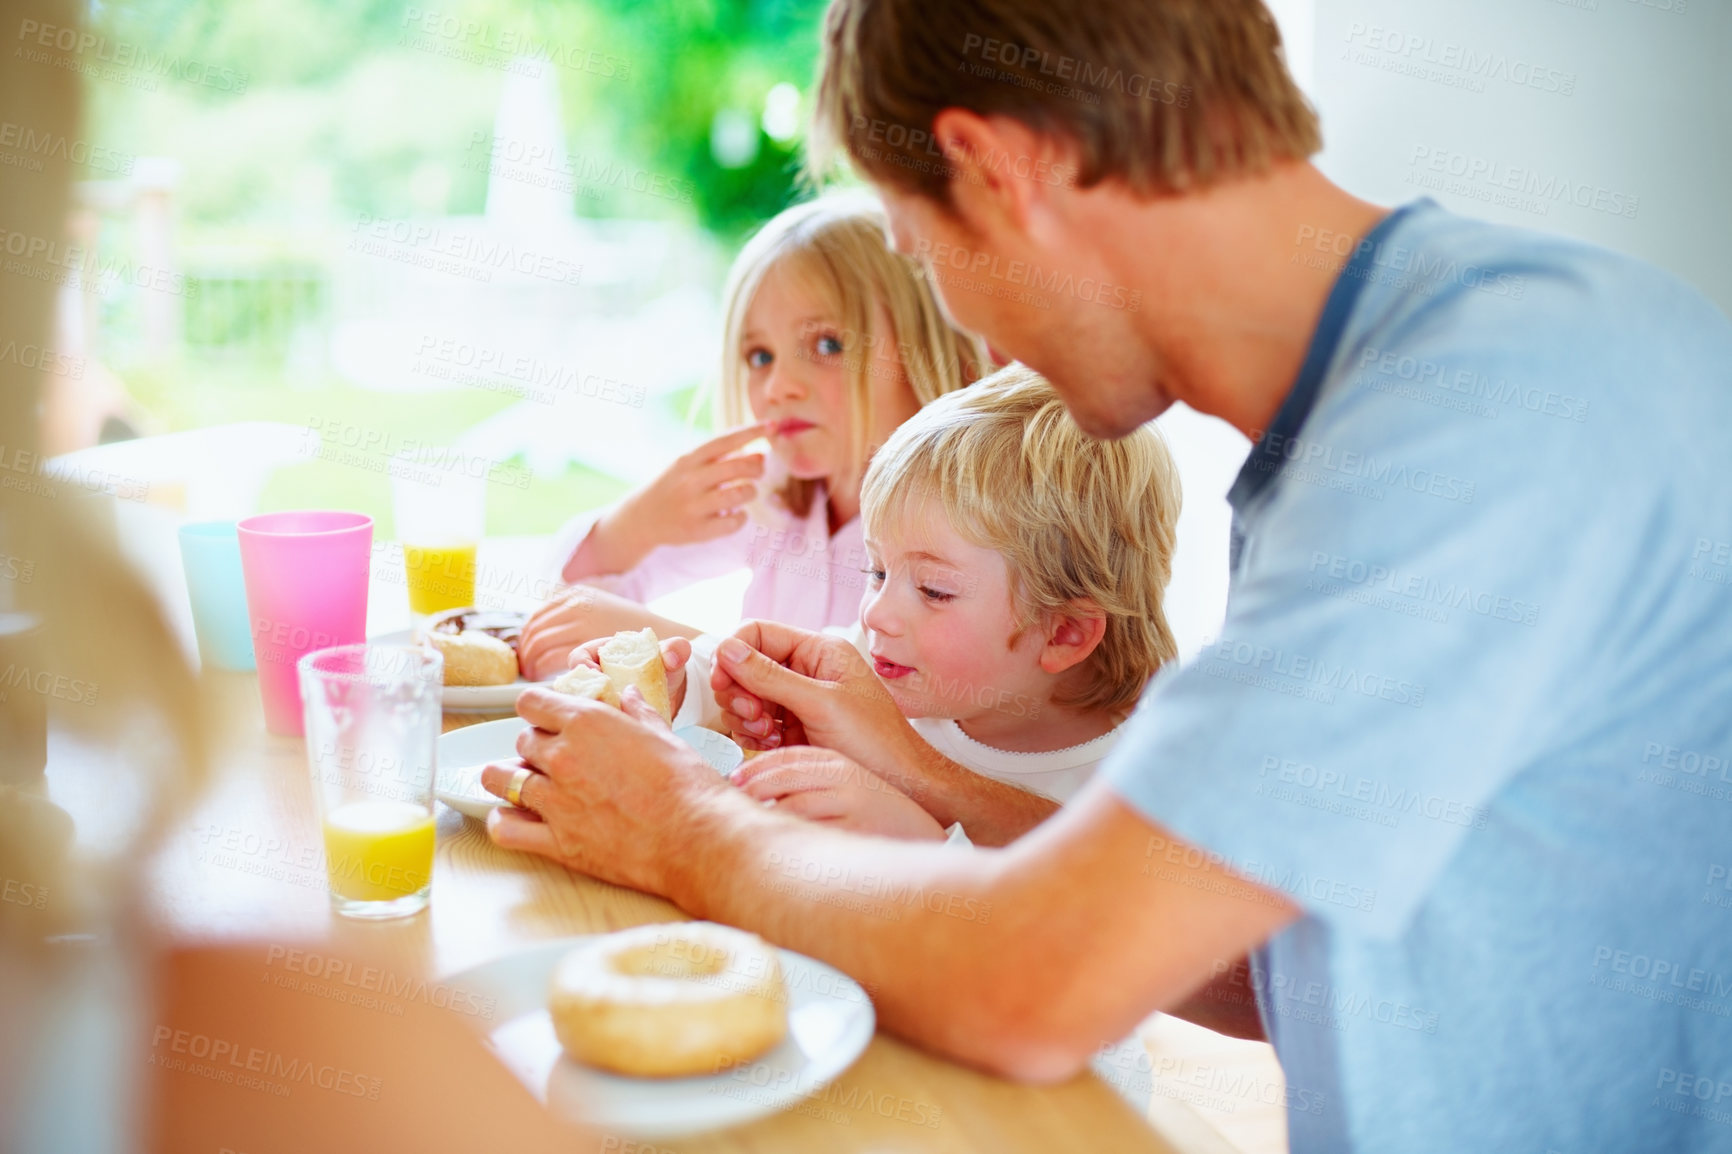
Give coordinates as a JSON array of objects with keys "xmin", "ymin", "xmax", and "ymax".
[
  {"xmin": 298, "ymin": 644, "xmax": 443, "ymax": 919},
  {"xmin": 391, "ymin": 448, "xmax": 486, "ymax": 616}
]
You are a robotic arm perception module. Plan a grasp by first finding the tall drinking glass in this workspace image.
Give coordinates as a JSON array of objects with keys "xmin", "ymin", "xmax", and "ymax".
[
  {"xmin": 237, "ymin": 511, "xmax": 373, "ymax": 735},
  {"xmin": 178, "ymin": 520, "xmax": 256, "ymax": 671},
  {"xmin": 298, "ymin": 644, "xmax": 443, "ymax": 920},
  {"xmin": 391, "ymin": 450, "xmax": 485, "ymax": 617}
]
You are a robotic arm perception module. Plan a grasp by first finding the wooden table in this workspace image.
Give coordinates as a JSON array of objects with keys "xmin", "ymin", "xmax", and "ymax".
[
  {"xmin": 40, "ymin": 504, "xmax": 1200, "ymax": 1150},
  {"xmin": 95, "ymin": 666, "xmax": 1186, "ymax": 1153}
]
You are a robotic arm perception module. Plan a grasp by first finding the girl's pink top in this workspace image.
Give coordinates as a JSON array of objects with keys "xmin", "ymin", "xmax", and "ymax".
[{"xmin": 546, "ymin": 487, "xmax": 868, "ymax": 632}]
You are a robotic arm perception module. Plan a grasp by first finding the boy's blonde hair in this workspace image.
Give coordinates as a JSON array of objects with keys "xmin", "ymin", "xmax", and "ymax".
[
  {"xmin": 718, "ymin": 192, "xmax": 987, "ymax": 517},
  {"xmin": 862, "ymin": 364, "xmax": 1181, "ymax": 713}
]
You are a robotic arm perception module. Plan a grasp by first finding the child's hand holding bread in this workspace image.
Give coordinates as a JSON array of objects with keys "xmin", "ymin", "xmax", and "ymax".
[{"xmin": 554, "ymin": 628, "xmax": 691, "ymax": 725}]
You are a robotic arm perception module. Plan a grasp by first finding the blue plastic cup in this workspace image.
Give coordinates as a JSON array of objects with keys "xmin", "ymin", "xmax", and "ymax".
[{"xmin": 179, "ymin": 520, "xmax": 257, "ymax": 671}]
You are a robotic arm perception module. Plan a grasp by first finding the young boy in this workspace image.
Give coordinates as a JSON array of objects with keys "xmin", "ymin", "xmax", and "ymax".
[
  {"xmin": 863, "ymin": 363, "xmax": 1180, "ymax": 782},
  {"xmin": 582, "ymin": 365, "xmax": 1183, "ymax": 840}
]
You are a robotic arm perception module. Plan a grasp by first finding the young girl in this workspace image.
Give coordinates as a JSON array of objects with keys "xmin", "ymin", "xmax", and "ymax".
[{"xmin": 517, "ymin": 193, "xmax": 987, "ymax": 679}]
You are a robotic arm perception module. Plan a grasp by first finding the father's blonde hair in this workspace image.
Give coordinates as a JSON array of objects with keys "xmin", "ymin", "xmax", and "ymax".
[
  {"xmin": 718, "ymin": 192, "xmax": 987, "ymax": 517},
  {"xmin": 809, "ymin": 0, "xmax": 1320, "ymax": 208},
  {"xmin": 861, "ymin": 365, "xmax": 1181, "ymax": 713}
]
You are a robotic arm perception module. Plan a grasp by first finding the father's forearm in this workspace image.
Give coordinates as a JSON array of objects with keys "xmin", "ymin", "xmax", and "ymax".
[
  {"xmin": 871, "ymin": 730, "xmax": 1060, "ymax": 846},
  {"xmin": 666, "ymin": 794, "xmax": 1077, "ymax": 1079},
  {"xmin": 658, "ymin": 787, "xmax": 1292, "ymax": 1082}
]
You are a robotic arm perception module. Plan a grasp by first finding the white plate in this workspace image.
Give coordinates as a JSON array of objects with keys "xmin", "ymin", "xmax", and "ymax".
[
  {"xmin": 444, "ymin": 934, "xmax": 875, "ymax": 1138},
  {"xmin": 370, "ymin": 628, "xmax": 555, "ymax": 712},
  {"xmin": 437, "ymin": 719, "xmax": 744, "ymax": 820}
]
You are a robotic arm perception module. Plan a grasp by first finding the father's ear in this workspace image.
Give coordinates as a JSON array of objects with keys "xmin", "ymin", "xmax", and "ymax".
[
  {"xmin": 1038, "ymin": 600, "xmax": 1108, "ymax": 675},
  {"xmin": 932, "ymin": 109, "xmax": 1071, "ymax": 240}
]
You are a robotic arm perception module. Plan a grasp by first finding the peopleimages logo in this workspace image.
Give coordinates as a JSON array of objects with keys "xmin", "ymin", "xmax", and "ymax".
[
  {"xmin": 15, "ymin": 18, "xmax": 249, "ymax": 93},
  {"xmin": 0, "ymin": 338, "xmax": 84, "ymax": 379},
  {"xmin": 397, "ymin": 8, "xmax": 632, "ymax": 79},
  {"xmin": 1, "ymin": 877, "xmax": 48, "ymax": 910},
  {"xmin": 347, "ymin": 215, "xmax": 583, "ymax": 286},
  {"xmin": 1591, "ymin": 946, "xmax": 1732, "ymax": 1001},
  {"xmin": 0, "ymin": 663, "xmax": 99, "ymax": 706},
  {"xmin": 1690, "ymin": 538, "xmax": 1730, "ymax": 587},
  {"xmin": 847, "ymin": 115, "xmax": 1076, "ymax": 189},
  {"xmin": 1306, "ymin": 551, "xmax": 1540, "ymax": 627},
  {"xmin": 149, "ymin": 1025, "xmax": 381, "ymax": 1099},
  {"xmin": 1256, "ymin": 755, "xmax": 1488, "ymax": 831},
  {"xmin": 0, "ymin": 120, "xmax": 135, "ymax": 176},
  {"xmin": 1353, "ymin": 345, "xmax": 1589, "ymax": 423},
  {"xmin": 263, "ymin": 945, "xmax": 497, "ymax": 1020},
  {"xmin": 465, "ymin": 131, "xmax": 693, "ymax": 205},
  {"xmin": 761, "ymin": 852, "xmax": 992, "ymax": 924},
  {"xmin": 412, "ymin": 334, "xmax": 646, "ymax": 409},
  {"xmin": 1340, "ymin": 22, "xmax": 1577, "ymax": 97},
  {"xmin": 1249, "ymin": 430, "xmax": 1477, "ymax": 505},
  {"xmin": 1293, "ymin": 223, "xmax": 1527, "ymax": 299},
  {"xmin": 1405, "ymin": 145, "xmax": 1639, "ymax": 221},
  {"xmin": 912, "ymin": 237, "xmax": 1141, "ymax": 312},
  {"xmin": 958, "ymin": 33, "xmax": 1191, "ymax": 107},
  {"xmin": 0, "ymin": 226, "xmax": 197, "ymax": 298},
  {"xmin": 1204, "ymin": 636, "xmax": 1427, "ymax": 709}
]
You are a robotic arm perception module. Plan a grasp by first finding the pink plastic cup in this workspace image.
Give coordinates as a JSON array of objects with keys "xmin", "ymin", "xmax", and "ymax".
[{"xmin": 237, "ymin": 511, "xmax": 374, "ymax": 735}]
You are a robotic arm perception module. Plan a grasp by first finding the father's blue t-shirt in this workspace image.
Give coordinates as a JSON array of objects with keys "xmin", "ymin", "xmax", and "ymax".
[{"xmin": 1106, "ymin": 199, "xmax": 1732, "ymax": 1152}]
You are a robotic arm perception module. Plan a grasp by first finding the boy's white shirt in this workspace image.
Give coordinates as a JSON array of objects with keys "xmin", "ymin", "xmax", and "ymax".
[{"xmin": 678, "ymin": 624, "xmax": 1127, "ymax": 843}]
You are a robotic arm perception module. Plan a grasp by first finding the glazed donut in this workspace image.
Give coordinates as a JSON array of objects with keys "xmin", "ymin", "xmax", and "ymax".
[{"xmin": 548, "ymin": 922, "xmax": 788, "ymax": 1078}]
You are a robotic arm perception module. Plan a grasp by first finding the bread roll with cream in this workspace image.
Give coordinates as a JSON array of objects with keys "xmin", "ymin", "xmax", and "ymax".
[
  {"xmin": 427, "ymin": 630, "xmax": 518, "ymax": 687},
  {"xmin": 598, "ymin": 628, "xmax": 672, "ymax": 722}
]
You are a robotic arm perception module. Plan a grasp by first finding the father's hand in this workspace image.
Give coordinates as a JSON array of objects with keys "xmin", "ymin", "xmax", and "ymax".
[
  {"xmin": 478, "ymin": 685, "xmax": 728, "ymax": 893},
  {"xmin": 711, "ymin": 620, "xmax": 916, "ymax": 773}
]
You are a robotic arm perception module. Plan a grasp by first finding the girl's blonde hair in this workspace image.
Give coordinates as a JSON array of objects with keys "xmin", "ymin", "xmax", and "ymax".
[
  {"xmin": 717, "ymin": 192, "xmax": 987, "ymax": 518},
  {"xmin": 861, "ymin": 364, "xmax": 1182, "ymax": 714}
]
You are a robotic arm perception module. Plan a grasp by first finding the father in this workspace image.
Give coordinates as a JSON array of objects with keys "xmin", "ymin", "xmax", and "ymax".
[{"xmin": 483, "ymin": 2, "xmax": 1732, "ymax": 1150}]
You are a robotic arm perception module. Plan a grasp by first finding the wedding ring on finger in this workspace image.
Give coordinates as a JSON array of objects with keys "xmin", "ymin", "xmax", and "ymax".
[{"xmin": 505, "ymin": 766, "xmax": 535, "ymax": 809}]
